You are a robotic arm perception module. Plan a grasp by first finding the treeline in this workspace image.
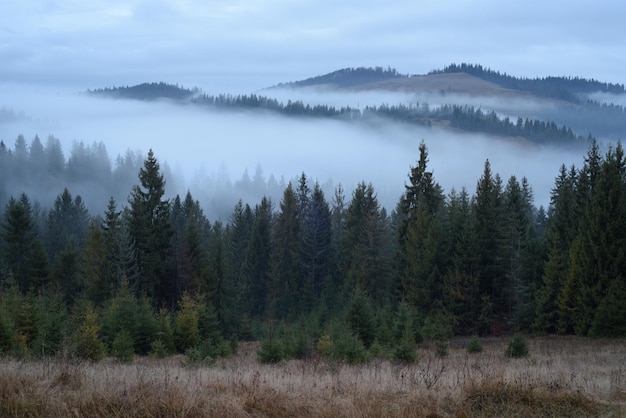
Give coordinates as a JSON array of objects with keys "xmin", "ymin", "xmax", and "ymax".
[
  {"xmin": 1, "ymin": 140, "xmax": 625, "ymax": 363},
  {"xmin": 274, "ymin": 66, "xmax": 406, "ymax": 88},
  {"xmin": 89, "ymin": 82, "xmax": 198, "ymax": 101},
  {"xmin": 431, "ymin": 63, "xmax": 626, "ymax": 102},
  {"xmin": 192, "ymin": 93, "xmax": 588, "ymax": 145},
  {"xmin": 367, "ymin": 103, "xmax": 587, "ymax": 145},
  {"xmin": 88, "ymin": 82, "xmax": 591, "ymax": 146},
  {"xmin": 0, "ymin": 135, "xmax": 291, "ymax": 220}
]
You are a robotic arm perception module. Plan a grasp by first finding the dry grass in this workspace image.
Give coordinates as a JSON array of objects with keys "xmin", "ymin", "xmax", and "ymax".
[{"xmin": 0, "ymin": 336, "xmax": 624, "ymax": 417}]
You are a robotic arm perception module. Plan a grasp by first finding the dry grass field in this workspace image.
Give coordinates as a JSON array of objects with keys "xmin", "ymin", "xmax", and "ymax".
[{"xmin": 1, "ymin": 336, "xmax": 624, "ymax": 417}]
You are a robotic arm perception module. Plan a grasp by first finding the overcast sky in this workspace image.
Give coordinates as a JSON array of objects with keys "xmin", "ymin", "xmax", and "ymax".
[
  {"xmin": 2, "ymin": 0, "xmax": 625, "ymax": 92},
  {"xmin": 0, "ymin": 1, "xmax": 621, "ymax": 212}
]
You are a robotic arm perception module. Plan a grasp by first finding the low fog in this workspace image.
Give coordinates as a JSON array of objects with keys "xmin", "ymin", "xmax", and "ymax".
[{"xmin": 0, "ymin": 84, "xmax": 589, "ymax": 220}]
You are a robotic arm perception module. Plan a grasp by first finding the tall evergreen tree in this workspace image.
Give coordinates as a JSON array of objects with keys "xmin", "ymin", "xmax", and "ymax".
[
  {"xmin": 444, "ymin": 188, "xmax": 481, "ymax": 334},
  {"xmin": 564, "ymin": 143, "xmax": 626, "ymax": 336},
  {"xmin": 340, "ymin": 182, "xmax": 389, "ymax": 302},
  {"xmin": 473, "ymin": 160, "xmax": 508, "ymax": 332},
  {"xmin": 534, "ymin": 165, "xmax": 577, "ymax": 333},
  {"xmin": 128, "ymin": 149, "xmax": 173, "ymax": 304},
  {"xmin": 300, "ymin": 182, "xmax": 332, "ymax": 309},
  {"xmin": 46, "ymin": 188, "xmax": 90, "ymax": 259},
  {"xmin": 241, "ymin": 197, "xmax": 272, "ymax": 318},
  {"xmin": 397, "ymin": 142, "xmax": 445, "ymax": 315},
  {"xmin": 269, "ymin": 183, "xmax": 300, "ymax": 318},
  {"xmin": 1, "ymin": 194, "xmax": 38, "ymax": 290}
]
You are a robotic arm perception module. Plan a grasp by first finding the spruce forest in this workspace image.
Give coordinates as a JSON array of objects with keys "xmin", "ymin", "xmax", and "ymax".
[
  {"xmin": 0, "ymin": 135, "xmax": 626, "ymax": 361},
  {"xmin": 1, "ymin": 125, "xmax": 625, "ymax": 362}
]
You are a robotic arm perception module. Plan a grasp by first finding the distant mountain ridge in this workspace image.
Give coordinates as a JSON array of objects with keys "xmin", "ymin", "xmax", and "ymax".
[
  {"xmin": 86, "ymin": 64, "xmax": 626, "ymax": 144},
  {"xmin": 273, "ymin": 66, "xmax": 407, "ymax": 89},
  {"xmin": 430, "ymin": 63, "xmax": 626, "ymax": 103},
  {"xmin": 89, "ymin": 82, "xmax": 197, "ymax": 101}
]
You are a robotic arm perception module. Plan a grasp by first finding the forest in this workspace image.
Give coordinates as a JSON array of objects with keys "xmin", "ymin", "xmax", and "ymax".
[{"xmin": 1, "ymin": 134, "xmax": 625, "ymax": 363}]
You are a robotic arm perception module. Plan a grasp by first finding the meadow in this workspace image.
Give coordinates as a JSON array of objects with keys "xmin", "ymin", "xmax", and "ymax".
[{"xmin": 1, "ymin": 336, "xmax": 624, "ymax": 417}]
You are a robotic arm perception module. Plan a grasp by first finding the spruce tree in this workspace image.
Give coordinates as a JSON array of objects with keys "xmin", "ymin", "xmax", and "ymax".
[
  {"xmin": 269, "ymin": 183, "xmax": 300, "ymax": 319},
  {"xmin": 1, "ymin": 194, "xmax": 37, "ymax": 290},
  {"xmin": 473, "ymin": 160, "xmax": 507, "ymax": 331},
  {"xmin": 241, "ymin": 197, "xmax": 272, "ymax": 318},
  {"xmin": 128, "ymin": 149, "xmax": 173, "ymax": 304}
]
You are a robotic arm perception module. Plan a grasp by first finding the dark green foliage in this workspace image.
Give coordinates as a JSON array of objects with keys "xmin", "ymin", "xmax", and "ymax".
[
  {"xmin": 0, "ymin": 194, "xmax": 38, "ymax": 290},
  {"xmin": 241, "ymin": 197, "xmax": 272, "ymax": 318},
  {"xmin": 46, "ymin": 188, "xmax": 90, "ymax": 260},
  {"xmin": 128, "ymin": 149, "xmax": 172, "ymax": 304},
  {"xmin": 257, "ymin": 322, "xmax": 285, "ymax": 363},
  {"xmin": 466, "ymin": 335, "xmax": 484, "ymax": 353},
  {"xmin": 345, "ymin": 287, "xmax": 376, "ymax": 348},
  {"xmin": 111, "ymin": 330, "xmax": 134, "ymax": 362},
  {"xmin": 340, "ymin": 182, "xmax": 390, "ymax": 301},
  {"xmin": 100, "ymin": 281, "xmax": 157, "ymax": 355},
  {"xmin": 30, "ymin": 291, "xmax": 68, "ymax": 357},
  {"xmin": 269, "ymin": 183, "xmax": 300, "ymax": 319},
  {"xmin": 393, "ymin": 325, "xmax": 417, "ymax": 363},
  {"xmin": 505, "ymin": 334, "xmax": 529, "ymax": 358},
  {"xmin": 2, "ymin": 130, "xmax": 626, "ymax": 368},
  {"xmin": 422, "ymin": 313, "xmax": 454, "ymax": 342},
  {"xmin": 174, "ymin": 293, "xmax": 200, "ymax": 352}
]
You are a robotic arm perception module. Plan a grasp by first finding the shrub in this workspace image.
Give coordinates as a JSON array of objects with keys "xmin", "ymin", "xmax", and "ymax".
[
  {"xmin": 149, "ymin": 339, "xmax": 169, "ymax": 358},
  {"xmin": 257, "ymin": 337, "xmax": 285, "ymax": 363},
  {"xmin": 393, "ymin": 338, "xmax": 417, "ymax": 363},
  {"xmin": 111, "ymin": 330, "xmax": 134, "ymax": 362},
  {"xmin": 466, "ymin": 335, "xmax": 483, "ymax": 353},
  {"xmin": 75, "ymin": 306, "xmax": 105, "ymax": 361},
  {"xmin": 505, "ymin": 334, "xmax": 529, "ymax": 358},
  {"xmin": 435, "ymin": 340, "xmax": 449, "ymax": 358}
]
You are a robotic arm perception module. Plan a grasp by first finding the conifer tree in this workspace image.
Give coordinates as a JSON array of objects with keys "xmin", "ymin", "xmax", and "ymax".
[
  {"xmin": 398, "ymin": 142, "xmax": 445, "ymax": 315},
  {"xmin": 300, "ymin": 182, "xmax": 332, "ymax": 309},
  {"xmin": 564, "ymin": 143, "xmax": 626, "ymax": 335},
  {"xmin": 473, "ymin": 160, "xmax": 508, "ymax": 331},
  {"xmin": 81, "ymin": 219, "xmax": 112, "ymax": 306},
  {"xmin": 46, "ymin": 188, "xmax": 90, "ymax": 260},
  {"xmin": 269, "ymin": 183, "xmax": 300, "ymax": 318},
  {"xmin": 241, "ymin": 197, "xmax": 272, "ymax": 318},
  {"xmin": 1, "ymin": 194, "xmax": 37, "ymax": 290},
  {"xmin": 128, "ymin": 149, "xmax": 173, "ymax": 304},
  {"xmin": 340, "ymin": 182, "xmax": 389, "ymax": 301}
]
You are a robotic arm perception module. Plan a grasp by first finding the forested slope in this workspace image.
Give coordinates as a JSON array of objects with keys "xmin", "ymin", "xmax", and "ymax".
[{"xmin": 1, "ymin": 138, "xmax": 624, "ymax": 363}]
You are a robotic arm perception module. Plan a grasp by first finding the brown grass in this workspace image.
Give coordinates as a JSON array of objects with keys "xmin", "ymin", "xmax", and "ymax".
[{"xmin": 0, "ymin": 336, "xmax": 624, "ymax": 417}]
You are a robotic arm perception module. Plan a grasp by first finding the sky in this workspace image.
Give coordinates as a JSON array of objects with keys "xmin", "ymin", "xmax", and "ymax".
[
  {"xmin": 0, "ymin": 0, "xmax": 623, "ymax": 213},
  {"xmin": 2, "ymin": 0, "xmax": 626, "ymax": 91}
]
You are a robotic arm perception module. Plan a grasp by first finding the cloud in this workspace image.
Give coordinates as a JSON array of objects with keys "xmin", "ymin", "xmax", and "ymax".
[
  {"xmin": 0, "ymin": 86, "xmax": 585, "ymax": 216},
  {"xmin": 1, "ymin": 0, "xmax": 625, "ymax": 91}
]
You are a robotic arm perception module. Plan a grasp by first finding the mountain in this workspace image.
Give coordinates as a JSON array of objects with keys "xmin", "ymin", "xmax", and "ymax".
[
  {"xmin": 86, "ymin": 64, "xmax": 626, "ymax": 144},
  {"xmin": 273, "ymin": 66, "xmax": 406, "ymax": 89},
  {"xmin": 274, "ymin": 64, "xmax": 626, "ymax": 141},
  {"xmin": 88, "ymin": 82, "xmax": 197, "ymax": 101}
]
